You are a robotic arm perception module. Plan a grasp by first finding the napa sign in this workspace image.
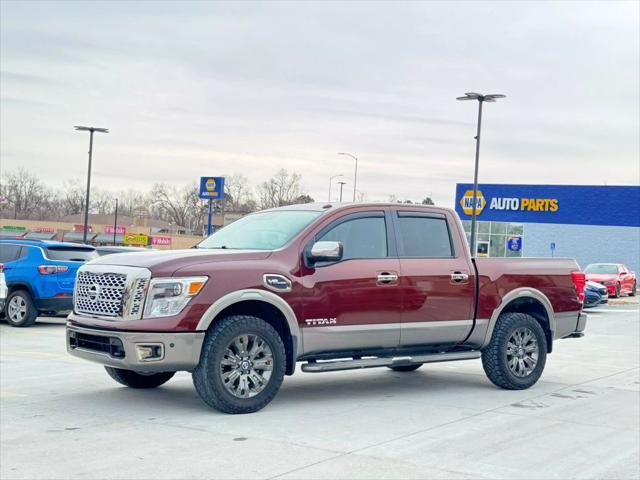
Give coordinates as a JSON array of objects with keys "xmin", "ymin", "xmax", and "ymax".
[{"xmin": 455, "ymin": 184, "xmax": 640, "ymax": 227}]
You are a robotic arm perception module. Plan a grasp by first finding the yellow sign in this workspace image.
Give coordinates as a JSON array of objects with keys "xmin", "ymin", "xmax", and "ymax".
[
  {"xmin": 124, "ymin": 233, "xmax": 148, "ymax": 246},
  {"xmin": 205, "ymin": 178, "xmax": 217, "ymax": 194},
  {"xmin": 459, "ymin": 190, "xmax": 486, "ymax": 216}
]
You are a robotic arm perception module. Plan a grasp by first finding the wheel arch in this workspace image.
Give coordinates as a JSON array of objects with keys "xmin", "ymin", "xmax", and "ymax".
[
  {"xmin": 6, "ymin": 282, "xmax": 35, "ymax": 298},
  {"xmin": 482, "ymin": 288, "xmax": 555, "ymax": 353},
  {"xmin": 196, "ymin": 289, "xmax": 301, "ymax": 375}
]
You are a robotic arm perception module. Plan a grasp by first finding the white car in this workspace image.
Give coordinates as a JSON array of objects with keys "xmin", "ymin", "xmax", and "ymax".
[{"xmin": 0, "ymin": 263, "xmax": 7, "ymax": 313}]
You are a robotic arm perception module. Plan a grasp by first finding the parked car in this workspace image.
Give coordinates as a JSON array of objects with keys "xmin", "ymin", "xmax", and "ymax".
[
  {"xmin": 0, "ymin": 239, "xmax": 98, "ymax": 327},
  {"xmin": 583, "ymin": 280, "xmax": 608, "ymax": 308},
  {"xmin": 96, "ymin": 246, "xmax": 148, "ymax": 256},
  {"xmin": 0, "ymin": 263, "xmax": 7, "ymax": 312},
  {"xmin": 67, "ymin": 203, "xmax": 587, "ymax": 414},
  {"xmin": 584, "ymin": 263, "xmax": 637, "ymax": 298}
]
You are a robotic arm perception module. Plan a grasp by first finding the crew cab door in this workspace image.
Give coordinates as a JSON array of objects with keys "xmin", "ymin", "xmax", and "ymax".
[
  {"xmin": 300, "ymin": 210, "xmax": 401, "ymax": 355},
  {"xmin": 392, "ymin": 209, "xmax": 475, "ymax": 347}
]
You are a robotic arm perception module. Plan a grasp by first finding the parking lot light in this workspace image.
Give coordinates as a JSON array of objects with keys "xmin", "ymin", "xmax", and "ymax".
[
  {"xmin": 328, "ymin": 174, "xmax": 344, "ymax": 202},
  {"xmin": 337, "ymin": 152, "xmax": 358, "ymax": 202},
  {"xmin": 74, "ymin": 126, "xmax": 109, "ymax": 243},
  {"xmin": 456, "ymin": 93, "xmax": 505, "ymax": 257}
]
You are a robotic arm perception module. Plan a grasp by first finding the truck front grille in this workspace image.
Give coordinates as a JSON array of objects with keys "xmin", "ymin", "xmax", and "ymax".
[{"xmin": 75, "ymin": 271, "xmax": 127, "ymax": 317}]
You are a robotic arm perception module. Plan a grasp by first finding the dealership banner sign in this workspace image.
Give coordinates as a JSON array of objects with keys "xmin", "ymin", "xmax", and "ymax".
[{"xmin": 455, "ymin": 184, "xmax": 640, "ymax": 227}]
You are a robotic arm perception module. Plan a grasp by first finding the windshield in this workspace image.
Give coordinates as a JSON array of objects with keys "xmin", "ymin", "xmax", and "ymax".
[
  {"xmin": 197, "ymin": 210, "xmax": 322, "ymax": 250},
  {"xmin": 584, "ymin": 264, "xmax": 618, "ymax": 275}
]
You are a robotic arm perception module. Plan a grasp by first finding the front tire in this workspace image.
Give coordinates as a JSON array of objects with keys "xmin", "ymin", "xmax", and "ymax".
[
  {"xmin": 614, "ymin": 283, "xmax": 621, "ymax": 298},
  {"xmin": 5, "ymin": 290, "xmax": 37, "ymax": 327},
  {"xmin": 193, "ymin": 315, "xmax": 286, "ymax": 414},
  {"xmin": 481, "ymin": 312, "xmax": 547, "ymax": 390},
  {"xmin": 105, "ymin": 367, "xmax": 175, "ymax": 388}
]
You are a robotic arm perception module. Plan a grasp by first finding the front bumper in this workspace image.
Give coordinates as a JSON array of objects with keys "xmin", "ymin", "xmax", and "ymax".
[
  {"xmin": 35, "ymin": 296, "xmax": 73, "ymax": 313},
  {"xmin": 66, "ymin": 324, "xmax": 205, "ymax": 372}
]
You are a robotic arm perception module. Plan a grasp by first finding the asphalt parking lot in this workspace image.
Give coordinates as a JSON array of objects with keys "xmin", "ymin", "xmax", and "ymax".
[{"xmin": 1, "ymin": 303, "xmax": 639, "ymax": 480}]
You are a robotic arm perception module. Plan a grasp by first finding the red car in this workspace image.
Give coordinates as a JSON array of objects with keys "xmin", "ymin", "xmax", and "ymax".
[{"xmin": 584, "ymin": 263, "xmax": 637, "ymax": 298}]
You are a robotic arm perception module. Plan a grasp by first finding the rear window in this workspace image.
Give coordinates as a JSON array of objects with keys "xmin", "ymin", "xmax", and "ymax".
[
  {"xmin": 45, "ymin": 247, "xmax": 98, "ymax": 262},
  {"xmin": 396, "ymin": 214, "xmax": 454, "ymax": 258}
]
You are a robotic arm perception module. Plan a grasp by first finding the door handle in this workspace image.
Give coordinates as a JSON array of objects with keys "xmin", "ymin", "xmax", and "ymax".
[
  {"xmin": 450, "ymin": 272, "xmax": 469, "ymax": 282},
  {"xmin": 377, "ymin": 273, "xmax": 398, "ymax": 284}
]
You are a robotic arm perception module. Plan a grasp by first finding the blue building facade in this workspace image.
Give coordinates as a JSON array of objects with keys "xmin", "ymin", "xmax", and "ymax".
[{"xmin": 454, "ymin": 184, "xmax": 640, "ymax": 273}]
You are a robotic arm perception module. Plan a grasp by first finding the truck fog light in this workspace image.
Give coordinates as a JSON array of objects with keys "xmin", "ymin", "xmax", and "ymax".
[{"xmin": 135, "ymin": 343, "xmax": 164, "ymax": 362}]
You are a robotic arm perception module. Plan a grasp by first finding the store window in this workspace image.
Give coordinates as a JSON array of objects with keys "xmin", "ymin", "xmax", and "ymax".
[{"xmin": 461, "ymin": 220, "xmax": 523, "ymax": 258}]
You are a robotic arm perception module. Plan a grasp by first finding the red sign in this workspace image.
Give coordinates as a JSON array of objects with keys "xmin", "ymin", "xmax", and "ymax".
[
  {"xmin": 34, "ymin": 227, "xmax": 55, "ymax": 233},
  {"xmin": 151, "ymin": 236, "xmax": 171, "ymax": 246},
  {"xmin": 104, "ymin": 225, "xmax": 127, "ymax": 234},
  {"xmin": 73, "ymin": 224, "xmax": 93, "ymax": 233}
]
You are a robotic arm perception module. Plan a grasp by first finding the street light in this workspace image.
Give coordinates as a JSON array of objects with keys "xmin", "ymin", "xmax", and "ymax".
[
  {"xmin": 456, "ymin": 92, "xmax": 505, "ymax": 257},
  {"xmin": 338, "ymin": 181, "xmax": 347, "ymax": 202},
  {"xmin": 337, "ymin": 152, "xmax": 358, "ymax": 202},
  {"xmin": 328, "ymin": 174, "xmax": 344, "ymax": 202},
  {"xmin": 74, "ymin": 125, "xmax": 109, "ymax": 243}
]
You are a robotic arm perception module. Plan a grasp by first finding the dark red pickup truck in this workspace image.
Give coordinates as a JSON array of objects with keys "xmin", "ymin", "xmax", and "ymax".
[{"xmin": 67, "ymin": 203, "xmax": 587, "ymax": 414}]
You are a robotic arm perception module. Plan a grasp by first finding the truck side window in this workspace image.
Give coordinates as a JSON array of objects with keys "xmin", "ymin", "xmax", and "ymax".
[
  {"xmin": 396, "ymin": 214, "xmax": 454, "ymax": 258},
  {"xmin": 318, "ymin": 217, "xmax": 388, "ymax": 260}
]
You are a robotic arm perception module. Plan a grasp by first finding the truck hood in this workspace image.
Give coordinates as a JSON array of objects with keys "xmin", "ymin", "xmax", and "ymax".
[{"xmin": 87, "ymin": 248, "xmax": 272, "ymax": 275}]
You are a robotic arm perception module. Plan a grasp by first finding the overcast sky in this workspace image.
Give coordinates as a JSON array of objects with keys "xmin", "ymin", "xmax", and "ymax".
[{"xmin": 1, "ymin": 0, "xmax": 638, "ymax": 205}]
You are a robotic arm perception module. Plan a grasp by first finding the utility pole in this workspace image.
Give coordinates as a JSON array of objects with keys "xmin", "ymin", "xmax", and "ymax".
[
  {"xmin": 74, "ymin": 125, "xmax": 109, "ymax": 243},
  {"xmin": 456, "ymin": 93, "xmax": 505, "ymax": 256},
  {"xmin": 338, "ymin": 181, "xmax": 347, "ymax": 202},
  {"xmin": 113, "ymin": 198, "xmax": 118, "ymax": 246}
]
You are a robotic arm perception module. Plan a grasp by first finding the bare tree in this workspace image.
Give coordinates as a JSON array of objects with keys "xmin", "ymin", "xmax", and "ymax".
[
  {"xmin": 61, "ymin": 180, "xmax": 86, "ymax": 216},
  {"xmin": 151, "ymin": 183, "xmax": 201, "ymax": 229},
  {"xmin": 256, "ymin": 169, "xmax": 306, "ymax": 209},
  {"xmin": 421, "ymin": 196, "xmax": 435, "ymax": 205},
  {"xmin": 224, "ymin": 173, "xmax": 257, "ymax": 213},
  {"xmin": 0, "ymin": 168, "xmax": 47, "ymax": 219}
]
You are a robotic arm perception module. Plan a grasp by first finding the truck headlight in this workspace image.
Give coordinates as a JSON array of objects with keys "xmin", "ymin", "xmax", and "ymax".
[{"xmin": 142, "ymin": 277, "xmax": 207, "ymax": 319}]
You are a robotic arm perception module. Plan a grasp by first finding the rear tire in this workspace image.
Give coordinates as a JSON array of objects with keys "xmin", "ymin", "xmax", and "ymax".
[
  {"xmin": 192, "ymin": 315, "xmax": 286, "ymax": 414},
  {"xmin": 105, "ymin": 367, "xmax": 175, "ymax": 388},
  {"xmin": 388, "ymin": 364, "xmax": 423, "ymax": 372},
  {"xmin": 481, "ymin": 312, "xmax": 547, "ymax": 390},
  {"xmin": 630, "ymin": 282, "xmax": 637, "ymax": 297},
  {"xmin": 5, "ymin": 290, "xmax": 37, "ymax": 328}
]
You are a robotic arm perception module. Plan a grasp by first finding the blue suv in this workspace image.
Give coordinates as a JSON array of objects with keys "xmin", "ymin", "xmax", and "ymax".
[{"xmin": 0, "ymin": 240, "xmax": 98, "ymax": 327}]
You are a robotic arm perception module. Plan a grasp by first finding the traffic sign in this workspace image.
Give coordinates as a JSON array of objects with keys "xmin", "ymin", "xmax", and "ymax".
[
  {"xmin": 199, "ymin": 177, "xmax": 225, "ymax": 200},
  {"xmin": 507, "ymin": 237, "xmax": 522, "ymax": 252}
]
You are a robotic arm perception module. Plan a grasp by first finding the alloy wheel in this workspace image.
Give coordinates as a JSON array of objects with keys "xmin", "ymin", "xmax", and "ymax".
[
  {"xmin": 506, "ymin": 327, "xmax": 539, "ymax": 378},
  {"xmin": 8, "ymin": 296, "xmax": 27, "ymax": 323},
  {"xmin": 219, "ymin": 334, "xmax": 274, "ymax": 398}
]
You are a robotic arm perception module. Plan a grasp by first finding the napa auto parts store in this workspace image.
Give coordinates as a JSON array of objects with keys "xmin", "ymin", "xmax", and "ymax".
[{"xmin": 455, "ymin": 184, "xmax": 640, "ymax": 274}]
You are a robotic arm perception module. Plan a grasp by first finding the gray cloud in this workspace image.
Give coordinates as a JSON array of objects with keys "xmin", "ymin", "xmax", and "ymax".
[{"xmin": 1, "ymin": 0, "xmax": 638, "ymax": 206}]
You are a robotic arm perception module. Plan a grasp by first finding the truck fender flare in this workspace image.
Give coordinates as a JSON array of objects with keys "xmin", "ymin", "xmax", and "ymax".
[
  {"xmin": 196, "ymin": 289, "xmax": 302, "ymax": 354},
  {"xmin": 481, "ymin": 287, "xmax": 556, "ymax": 349}
]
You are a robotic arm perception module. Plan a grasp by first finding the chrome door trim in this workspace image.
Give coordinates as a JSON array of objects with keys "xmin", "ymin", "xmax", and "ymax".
[{"xmin": 302, "ymin": 323, "xmax": 399, "ymax": 355}]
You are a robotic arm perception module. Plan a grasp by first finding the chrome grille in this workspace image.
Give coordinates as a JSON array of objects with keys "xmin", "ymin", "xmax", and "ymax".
[
  {"xmin": 75, "ymin": 271, "xmax": 127, "ymax": 317},
  {"xmin": 129, "ymin": 278, "xmax": 149, "ymax": 316}
]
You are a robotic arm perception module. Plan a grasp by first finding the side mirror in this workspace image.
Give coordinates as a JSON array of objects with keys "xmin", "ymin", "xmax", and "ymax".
[
  {"xmin": 308, "ymin": 241, "xmax": 343, "ymax": 264},
  {"xmin": 620, "ymin": 271, "xmax": 627, "ymax": 275}
]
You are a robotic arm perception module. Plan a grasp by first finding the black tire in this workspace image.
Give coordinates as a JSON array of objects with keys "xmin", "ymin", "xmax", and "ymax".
[
  {"xmin": 5, "ymin": 290, "xmax": 37, "ymax": 327},
  {"xmin": 388, "ymin": 364, "xmax": 423, "ymax": 372},
  {"xmin": 105, "ymin": 367, "xmax": 175, "ymax": 388},
  {"xmin": 614, "ymin": 283, "xmax": 621, "ymax": 298},
  {"xmin": 481, "ymin": 312, "xmax": 547, "ymax": 390},
  {"xmin": 630, "ymin": 282, "xmax": 636, "ymax": 297},
  {"xmin": 192, "ymin": 315, "xmax": 286, "ymax": 414}
]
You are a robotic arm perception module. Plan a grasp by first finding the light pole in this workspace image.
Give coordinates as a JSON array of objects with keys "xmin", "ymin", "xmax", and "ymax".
[
  {"xmin": 74, "ymin": 125, "xmax": 109, "ymax": 243},
  {"xmin": 337, "ymin": 152, "xmax": 358, "ymax": 202},
  {"xmin": 338, "ymin": 181, "xmax": 347, "ymax": 202},
  {"xmin": 456, "ymin": 92, "xmax": 505, "ymax": 257},
  {"xmin": 328, "ymin": 174, "xmax": 344, "ymax": 202}
]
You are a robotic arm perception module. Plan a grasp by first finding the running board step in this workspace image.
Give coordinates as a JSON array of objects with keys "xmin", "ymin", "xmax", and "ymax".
[{"xmin": 301, "ymin": 351, "xmax": 481, "ymax": 373}]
